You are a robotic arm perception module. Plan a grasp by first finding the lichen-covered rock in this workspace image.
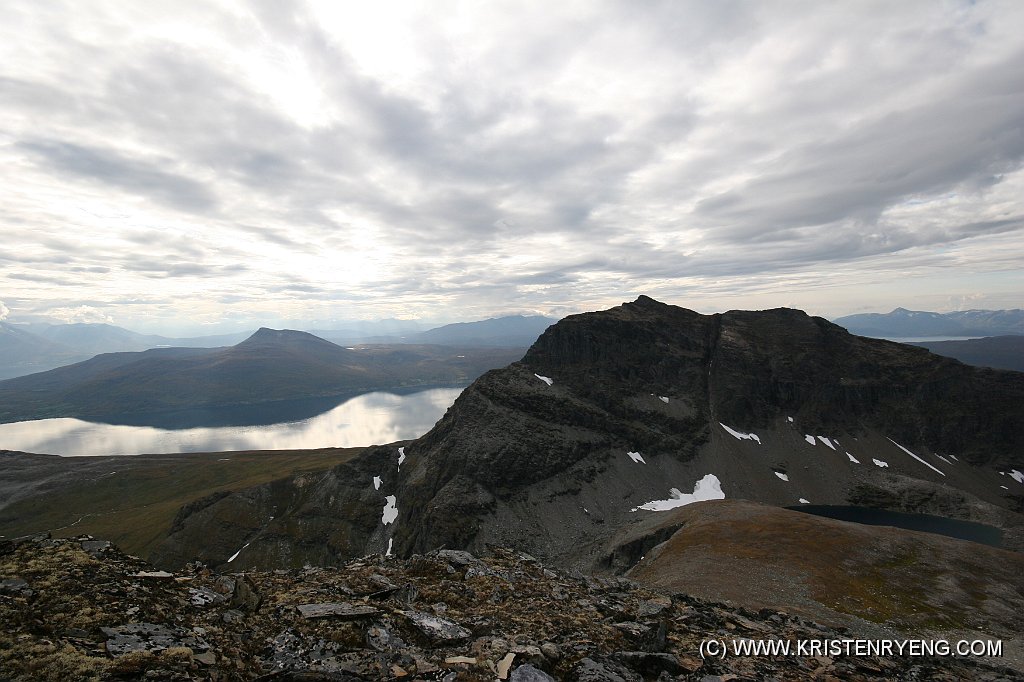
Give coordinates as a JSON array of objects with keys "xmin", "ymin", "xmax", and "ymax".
[{"xmin": 0, "ymin": 534, "xmax": 1018, "ymax": 681}]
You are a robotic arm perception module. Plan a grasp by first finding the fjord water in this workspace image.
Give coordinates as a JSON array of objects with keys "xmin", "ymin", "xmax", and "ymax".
[{"xmin": 0, "ymin": 387, "xmax": 463, "ymax": 457}]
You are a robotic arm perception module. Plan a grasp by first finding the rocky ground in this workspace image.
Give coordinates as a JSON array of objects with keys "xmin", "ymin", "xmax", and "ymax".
[{"xmin": 1, "ymin": 534, "xmax": 1019, "ymax": 681}]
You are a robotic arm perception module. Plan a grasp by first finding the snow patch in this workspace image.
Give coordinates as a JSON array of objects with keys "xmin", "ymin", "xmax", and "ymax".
[
  {"xmin": 397, "ymin": 447, "xmax": 406, "ymax": 470},
  {"xmin": 626, "ymin": 451, "xmax": 646, "ymax": 464},
  {"xmin": 872, "ymin": 459, "xmax": 889, "ymax": 468},
  {"xmin": 659, "ymin": 396, "xmax": 669, "ymax": 403},
  {"xmin": 846, "ymin": 452, "xmax": 860, "ymax": 464},
  {"xmin": 774, "ymin": 472, "xmax": 789, "ymax": 482},
  {"xmin": 799, "ymin": 498, "xmax": 810, "ymax": 504},
  {"xmin": 936, "ymin": 455, "xmax": 952, "ymax": 465},
  {"xmin": 381, "ymin": 496, "xmax": 398, "ymax": 525},
  {"xmin": 534, "ymin": 374, "xmax": 553, "ymax": 386},
  {"xmin": 787, "ymin": 416, "xmax": 794, "ymax": 423},
  {"xmin": 631, "ymin": 474, "xmax": 725, "ymax": 512},
  {"xmin": 373, "ymin": 476, "xmax": 382, "ymax": 490},
  {"xmin": 1010, "ymin": 470, "xmax": 1024, "ymax": 484},
  {"xmin": 1001, "ymin": 485, "xmax": 1009, "ymax": 490},
  {"xmin": 719, "ymin": 423, "xmax": 761, "ymax": 444},
  {"xmin": 386, "ymin": 538, "xmax": 393, "ymax": 556},
  {"xmin": 950, "ymin": 454, "xmax": 959, "ymax": 461},
  {"xmin": 887, "ymin": 438, "xmax": 945, "ymax": 476},
  {"xmin": 227, "ymin": 542, "xmax": 251, "ymax": 563},
  {"xmin": 804, "ymin": 435, "xmax": 816, "ymax": 445},
  {"xmin": 816, "ymin": 436, "xmax": 836, "ymax": 450}
]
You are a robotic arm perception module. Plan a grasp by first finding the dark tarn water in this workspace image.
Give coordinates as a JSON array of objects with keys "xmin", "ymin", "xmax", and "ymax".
[
  {"xmin": 0, "ymin": 387, "xmax": 463, "ymax": 457},
  {"xmin": 790, "ymin": 504, "xmax": 1003, "ymax": 548}
]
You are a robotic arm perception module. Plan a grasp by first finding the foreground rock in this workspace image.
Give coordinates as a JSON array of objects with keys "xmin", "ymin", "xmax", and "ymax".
[{"xmin": 0, "ymin": 534, "xmax": 1017, "ymax": 680}]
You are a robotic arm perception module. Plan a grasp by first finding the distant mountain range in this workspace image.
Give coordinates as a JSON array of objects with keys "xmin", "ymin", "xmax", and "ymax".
[
  {"xmin": 0, "ymin": 328, "xmax": 525, "ymax": 424},
  {"xmin": 834, "ymin": 307, "xmax": 1024, "ymax": 338},
  {"xmin": 0, "ymin": 315, "xmax": 557, "ymax": 380},
  {"xmin": 313, "ymin": 315, "xmax": 558, "ymax": 347},
  {"xmin": 0, "ymin": 322, "xmax": 251, "ymax": 380}
]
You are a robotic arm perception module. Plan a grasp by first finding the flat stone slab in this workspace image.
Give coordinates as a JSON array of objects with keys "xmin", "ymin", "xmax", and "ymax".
[
  {"xmin": 101, "ymin": 622, "xmax": 209, "ymax": 657},
  {"xmin": 399, "ymin": 609, "xmax": 471, "ymax": 645},
  {"xmin": 436, "ymin": 549, "xmax": 479, "ymax": 566},
  {"xmin": 0, "ymin": 578, "xmax": 32, "ymax": 596},
  {"xmin": 80, "ymin": 540, "xmax": 111, "ymax": 556},
  {"xmin": 296, "ymin": 602, "xmax": 381, "ymax": 619}
]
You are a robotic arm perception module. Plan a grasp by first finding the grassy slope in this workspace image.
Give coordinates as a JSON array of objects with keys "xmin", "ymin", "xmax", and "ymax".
[
  {"xmin": 0, "ymin": 448, "xmax": 361, "ymax": 559},
  {"xmin": 624, "ymin": 500, "xmax": 1024, "ymax": 636}
]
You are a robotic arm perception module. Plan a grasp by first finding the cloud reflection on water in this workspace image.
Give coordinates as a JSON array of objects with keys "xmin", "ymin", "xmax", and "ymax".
[{"xmin": 0, "ymin": 388, "xmax": 462, "ymax": 457}]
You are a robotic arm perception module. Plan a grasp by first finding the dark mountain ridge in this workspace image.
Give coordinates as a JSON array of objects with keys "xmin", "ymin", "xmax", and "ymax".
[
  {"xmin": 0, "ymin": 329, "xmax": 524, "ymax": 424},
  {"xmin": 908, "ymin": 335, "xmax": 1024, "ymax": 373},
  {"xmin": 153, "ymin": 297, "xmax": 1024, "ymax": 574}
]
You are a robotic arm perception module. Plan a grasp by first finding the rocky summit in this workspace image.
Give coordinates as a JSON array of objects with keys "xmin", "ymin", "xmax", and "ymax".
[
  {"xmin": 154, "ymin": 296, "xmax": 1024, "ymax": 572},
  {"xmin": 1, "ymin": 534, "xmax": 1017, "ymax": 681}
]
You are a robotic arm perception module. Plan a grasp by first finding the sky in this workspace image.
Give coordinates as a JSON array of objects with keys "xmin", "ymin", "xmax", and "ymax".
[{"xmin": 2, "ymin": 1, "xmax": 1022, "ymax": 334}]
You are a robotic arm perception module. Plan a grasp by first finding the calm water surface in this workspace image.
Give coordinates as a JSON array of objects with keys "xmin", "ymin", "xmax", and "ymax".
[
  {"xmin": 791, "ymin": 505, "xmax": 1003, "ymax": 548},
  {"xmin": 0, "ymin": 387, "xmax": 463, "ymax": 457}
]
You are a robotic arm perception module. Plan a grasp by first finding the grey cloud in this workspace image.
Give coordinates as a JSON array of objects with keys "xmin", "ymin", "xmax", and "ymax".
[
  {"xmin": 129, "ymin": 260, "xmax": 248, "ymax": 279},
  {"xmin": 17, "ymin": 139, "xmax": 217, "ymax": 212},
  {"xmin": 696, "ymin": 50, "xmax": 1024, "ymax": 239},
  {"xmin": 7, "ymin": 271, "xmax": 81, "ymax": 286},
  {"xmin": 3, "ymin": 1, "xmax": 1024, "ymax": 324}
]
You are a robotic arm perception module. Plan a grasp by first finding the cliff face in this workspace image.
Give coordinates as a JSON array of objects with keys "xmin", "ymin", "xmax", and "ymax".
[{"xmin": 154, "ymin": 297, "xmax": 1024, "ymax": 571}]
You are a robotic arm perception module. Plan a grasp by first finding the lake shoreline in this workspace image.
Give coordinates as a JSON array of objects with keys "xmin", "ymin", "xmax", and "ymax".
[{"xmin": 0, "ymin": 387, "xmax": 464, "ymax": 457}]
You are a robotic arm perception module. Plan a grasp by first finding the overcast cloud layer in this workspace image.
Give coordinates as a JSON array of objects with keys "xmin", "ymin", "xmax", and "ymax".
[{"xmin": 2, "ymin": 0, "xmax": 1022, "ymax": 332}]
